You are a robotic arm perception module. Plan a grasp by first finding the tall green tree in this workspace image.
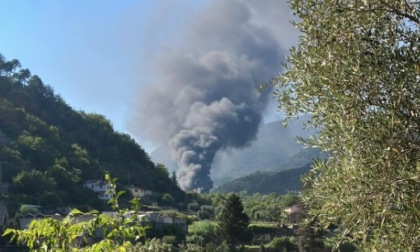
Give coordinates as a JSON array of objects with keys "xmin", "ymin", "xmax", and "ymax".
[
  {"xmin": 276, "ymin": 0, "xmax": 419, "ymax": 250},
  {"xmin": 217, "ymin": 193, "xmax": 250, "ymax": 251}
]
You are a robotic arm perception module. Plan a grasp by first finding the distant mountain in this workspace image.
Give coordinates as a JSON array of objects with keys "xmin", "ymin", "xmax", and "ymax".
[
  {"xmin": 0, "ymin": 54, "xmax": 184, "ymax": 211},
  {"xmin": 213, "ymin": 163, "xmax": 311, "ymax": 194},
  {"xmin": 151, "ymin": 117, "xmax": 318, "ymax": 187}
]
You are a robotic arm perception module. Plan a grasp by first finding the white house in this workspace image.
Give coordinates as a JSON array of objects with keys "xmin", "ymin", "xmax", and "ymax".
[
  {"xmin": 84, "ymin": 180, "xmax": 113, "ymax": 200},
  {"xmin": 139, "ymin": 211, "xmax": 188, "ymax": 233},
  {"xmin": 127, "ymin": 185, "xmax": 153, "ymax": 198}
]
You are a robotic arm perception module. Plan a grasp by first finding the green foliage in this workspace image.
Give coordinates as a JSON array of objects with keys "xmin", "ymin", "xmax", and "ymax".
[
  {"xmin": 187, "ymin": 202, "xmax": 200, "ymax": 212},
  {"xmin": 203, "ymin": 242, "xmax": 219, "ymax": 252},
  {"xmin": 247, "ymin": 223, "xmax": 281, "ymax": 236},
  {"xmin": 14, "ymin": 131, "xmax": 58, "ymax": 170},
  {"xmin": 214, "ymin": 164, "xmax": 310, "ymax": 195},
  {"xmin": 270, "ymin": 237, "xmax": 296, "ymax": 252},
  {"xmin": 18, "ymin": 205, "xmax": 39, "ymax": 215},
  {"xmin": 197, "ymin": 205, "xmax": 214, "ymax": 220},
  {"xmin": 3, "ymin": 174, "xmax": 147, "ymax": 251},
  {"xmin": 276, "ymin": 0, "xmax": 419, "ymax": 250},
  {"xmin": 160, "ymin": 194, "xmax": 175, "ymax": 206},
  {"xmin": 338, "ymin": 242, "xmax": 358, "ymax": 252},
  {"xmin": 13, "ymin": 170, "xmax": 56, "ymax": 195},
  {"xmin": 156, "ymin": 163, "xmax": 170, "ymax": 178},
  {"xmin": 161, "ymin": 235, "xmax": 177, "ymax": 246},
  {"xmin": 259, "ymin": 242, "xmax": 266, "ymax": 252},
  {"xmin": 241, "ymin": 192, "xmax": 299, "ymax": 222},
  {"xmin": 187, "ymin": 220, "xmax": 216, "ymax": 245},
  {"xmin": 129, "ymin": 238, "xmax": 174, "ymax": 252},
  {"xmin": 186, "ymin": 191, "xmax": 213, "ymax": 206},
  {"xmin": 0, "ymin": 53, "xmax": 185, "ymax": 210},
  {"xmin": 217, "ymin": 194, "xmax": 251, "ymax": 251},
  {"xmin": 178, "ymin": 242, "xmax": 202, "ymax": 252}
]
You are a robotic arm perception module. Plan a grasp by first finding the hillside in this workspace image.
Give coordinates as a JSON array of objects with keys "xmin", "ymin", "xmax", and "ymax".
[
  {"xmin": 213, "ymin": 163, "xmax": 311, "ymax": 194},
  {"xmin": 0, "ymin": 55, "xmax": 184, "ymax": 212},
  {"xmin": 213, "ymin": 146, "xmax": 326, "ymax": 194}
]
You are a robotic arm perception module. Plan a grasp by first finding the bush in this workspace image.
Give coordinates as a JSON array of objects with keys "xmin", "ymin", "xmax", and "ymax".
[
  {"xmin": 339, "ymin": 242, "xmax": 358, "ymax": 252},
  {"xmin": 270, "ymin": 236, "xmax": 296, "ymax": 252},
  {"xmin": 187, "ymin": 202, "xmax": 200, "ymax": 212},
  {"xmin": 162, "ymin": 235, "xmax": 177, "ymax": 246},
  {"xmin": 160, "ymin": 194, "xmax": 175, "ymax": 206},
  {"xmin": 130, "ymin": 238, "xmax": 174, "ymax": 252},
  {"xmin": 198, "ymin": 205, "xmax": 214, "ymax": 220}
]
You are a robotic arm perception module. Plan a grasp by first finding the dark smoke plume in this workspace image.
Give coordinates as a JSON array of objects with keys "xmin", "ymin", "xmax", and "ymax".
[{"xmin": 133, "ymin": 0, "xmax": 285, "ymax": 192}]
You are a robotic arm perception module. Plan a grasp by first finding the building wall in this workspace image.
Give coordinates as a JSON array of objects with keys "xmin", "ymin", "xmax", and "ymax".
[{"xmin": 84, "ymin": 180, "xmax": 112, "ymax": 200}]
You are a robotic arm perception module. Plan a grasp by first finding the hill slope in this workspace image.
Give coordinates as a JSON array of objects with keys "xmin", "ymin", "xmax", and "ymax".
[
  {"xmin": 213, "ymin": 163, "xmax": 311, "ymax": 194},
  {"xmin": 0, "ymin": 55, "xmax": 184, "ymax": 211}
]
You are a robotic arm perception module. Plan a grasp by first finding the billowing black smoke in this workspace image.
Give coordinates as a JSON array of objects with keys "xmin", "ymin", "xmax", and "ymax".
[{"xmin": 134, "ymin": 0, "xmax": 285, "ymax": 192}]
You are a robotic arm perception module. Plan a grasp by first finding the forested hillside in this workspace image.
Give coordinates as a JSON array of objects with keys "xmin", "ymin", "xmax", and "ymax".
[
  {"xmin": 213, "ymin": 164, "xmax": 310, "ymax": 194},
  {"xmin": 0, "ymin": 54, "xmax": 184, "ymax": 212},
  {"xmin": 212, "ymin": 146, "xmax": 324, "ymax": 194}
]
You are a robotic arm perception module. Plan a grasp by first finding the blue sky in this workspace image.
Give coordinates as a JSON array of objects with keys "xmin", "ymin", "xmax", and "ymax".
[
  {"xmin": 0, "ymin": 1, "xmax": 297, "ymax": 153},
  {"xmin": 0, "ymin": 1, "xmax": 209, "ymax": 150}
]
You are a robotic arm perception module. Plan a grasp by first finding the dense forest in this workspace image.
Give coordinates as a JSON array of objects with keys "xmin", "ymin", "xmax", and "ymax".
[{"xmin": 0, "ymin": 54, "xmax": 185, "ymax": 212}]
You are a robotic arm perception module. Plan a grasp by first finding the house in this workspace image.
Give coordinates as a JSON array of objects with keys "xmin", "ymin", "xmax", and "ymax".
[
  {"xmin": 138, "ymin": 211, "xmax": 188, "ymax": 234},
  {"xmin": 93, "ymin": 210, "xmax": 188, "ymax": 234},
  {"xmin": 127, "ymin": 185, "xmax": 153, "ymax": 198},
  {"xmin": 283, "ymin": 205, "xmax": 302, "ymax": 225},
  {"xmin": 84, "ymin": 180, "xmax": 113, "ymax": 200}
]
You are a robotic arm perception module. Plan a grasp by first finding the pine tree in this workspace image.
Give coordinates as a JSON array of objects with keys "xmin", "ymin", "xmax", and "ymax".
[{"xmin": 217, "ymin": 193, "xmax": 250, "ymax": 251}]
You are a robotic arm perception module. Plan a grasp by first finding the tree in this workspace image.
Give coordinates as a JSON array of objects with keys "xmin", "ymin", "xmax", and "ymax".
[
  {"xmin": 1, "ymin": 59, "xmax": 21, "ymax": 76},
  {"xmin": 171, "ymin": 170, "xmax": 178, "ymax": 185},
  {"xmin": 270, "ymin": 237, "xmax": 296, "ymax": 252},
  {"xmin": 14, "ymin": 131, "xmax": 58, "ymax": 171},
  {"xmin": 13, "ymin": 170, "xmax": 56, "ymax": 195},
  {"xmin": 156, "ymin": 163, "xmax": 170, "ymax": 178},
  {"xmin": 217, "ymin": 194, "xmax": 250, "ymax": 251},
  {"xmin": 187, "ymin": 220, "xmax": 217, "ymax": 246},
  {"xmin": 18, "ymin": 205, "xmax": 39, "ymax": 216},
  {"xmin": 160, "ymin": 193, "xmax": 175, "ymax": 206},
  {"xmin": 275, "ymin": 0, "xmax": 419, "ymax": 250},
  {"xmin": 4, "ymin": 174, "xmax": 146, "ymax": 251}
]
